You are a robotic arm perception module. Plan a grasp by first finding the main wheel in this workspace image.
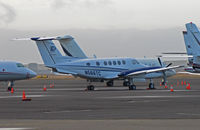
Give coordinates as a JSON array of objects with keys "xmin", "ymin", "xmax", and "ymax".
[
  {"xmin": 7, "ymin": 87, "xmax": 12, "ymax": 91},
  {"xmin": 129, "ymin": 85, "xmax": 136, "ymax": 90},
  {"xmin": 106, "ymin": 81, "xmax": 113, "ymax": 87},
  {"xmin": 149, "ymin": 83, "xmax": 155, "ymax": 89},
  {"xmin": 123, "ymin": 81, "xmax": 130, "ymax": 86},
  {"xmin": 87, "ymin": 85, "xmax": 95, "ymax": 91}
]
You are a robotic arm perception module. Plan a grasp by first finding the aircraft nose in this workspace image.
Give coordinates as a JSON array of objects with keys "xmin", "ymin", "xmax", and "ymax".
[{"xmin": 28, "ymin": 70, "xmax": 37, "ymax": 78}]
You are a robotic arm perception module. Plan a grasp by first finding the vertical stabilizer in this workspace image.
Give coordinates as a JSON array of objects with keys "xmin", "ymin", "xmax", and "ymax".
[
  {"xmin": 31, "ymin": 37, "xmax": 68, "ymax": 66},
  {"xmin": 185, "ymin": 22, "xmax": 200, "ymax": 66},
  {"xmin": 57, "ymin": 35, "xmax": 87, "ymax": 58}
]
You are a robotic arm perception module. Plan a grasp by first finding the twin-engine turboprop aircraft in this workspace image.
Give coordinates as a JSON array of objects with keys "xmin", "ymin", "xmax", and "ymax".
[
  {"xmin": 15, "ymin": 36, "xmax": 182, "ymax": 90},
  {"xmin": 0, "ymin": 61, "xmax": 37, "ymax": 90}
]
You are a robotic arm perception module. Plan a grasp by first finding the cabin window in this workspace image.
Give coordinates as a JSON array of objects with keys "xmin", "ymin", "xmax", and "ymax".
[
  {"xmin": 122, "ymin": 60, "xmax": 126, "ymax": 65},
  {"xmin": 108, "ymin": 61, "xmax": 112, "ymax": 65},
  {"xmin": 16, "ymin": 63, "xmax": 25, "ymax": 67},
  {"xmin": 132, "ymin": 60, "xmax": 139, "ymax": 65},
  {"xmin": 113, "ymin": 61, "xmax": 116, "ymax": 65},
  {"xmin": 86, "ymin": 63, "xmax": 90, "ymax": 66},
  {"xmin": 104, "ymin": 61, "xmax": 107, "ymax": 65},
  {"xmin": 96, "ymin": 62, "xmax": 100, "ymax": 66},
  {"xmin": 117, "ymin": 61, "xmax": 121, "ymax": 65}
]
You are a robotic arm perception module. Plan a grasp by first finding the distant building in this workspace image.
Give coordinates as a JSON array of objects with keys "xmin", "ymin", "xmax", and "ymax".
[{"xmin": 26, "ymin": 63, "xmax": 52, "ymax": 74}]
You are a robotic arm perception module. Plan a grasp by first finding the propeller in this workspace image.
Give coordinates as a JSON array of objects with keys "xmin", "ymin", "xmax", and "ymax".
[
  {"xmin": 166, "ymin": 63, "xmax": 172, "ymax": 67},
  {"xmin": 158, "ymin": 57, "xmax": 167, "ymax": 85},
  {"xmin": 158, "ymin": 57, "xmax": 163, "ymax": 67}
]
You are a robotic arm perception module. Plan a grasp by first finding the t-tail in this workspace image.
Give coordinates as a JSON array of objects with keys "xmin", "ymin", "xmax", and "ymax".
[
  {"xmin": 185, "ymin": 22, "xmax": 200, "ymax": 68},
  {"xmin": 30, "ymin": 37, "xmax": 73, "ymax": 67},
  {"xmin": 57, "ymin": 35, "xmax": 87, "ymax": 58}
]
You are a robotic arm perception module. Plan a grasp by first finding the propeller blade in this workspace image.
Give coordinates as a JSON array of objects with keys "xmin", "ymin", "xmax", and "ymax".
[
  {"xmin": 158, "ymin": 57, "xmax": 162, "ymax": 67},
  {"xmin": 166, "ymin": 63, "xmax": 172, "ymax": 67}
]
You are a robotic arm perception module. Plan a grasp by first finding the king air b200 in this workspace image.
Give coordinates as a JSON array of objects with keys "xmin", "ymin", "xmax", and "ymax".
[{"xmin": 16, "ymin": 36, "xmax": 182, "ymax": 90}]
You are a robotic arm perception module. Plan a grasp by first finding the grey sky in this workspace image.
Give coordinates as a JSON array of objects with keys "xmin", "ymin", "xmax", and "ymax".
[{"xmin": 0, "ymin": 0, "xmax": 198, "ymax": 63}]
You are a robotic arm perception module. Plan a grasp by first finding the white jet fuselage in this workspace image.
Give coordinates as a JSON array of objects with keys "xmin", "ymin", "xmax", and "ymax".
[{"xmin": 0, "ymin": 61, "xmax": 37, "ymax": 81}]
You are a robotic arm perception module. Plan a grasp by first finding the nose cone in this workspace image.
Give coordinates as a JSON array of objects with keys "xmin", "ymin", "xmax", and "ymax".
[{"xmin": 28, "ymin": 70, "xmax": 37, "ymax": 78}]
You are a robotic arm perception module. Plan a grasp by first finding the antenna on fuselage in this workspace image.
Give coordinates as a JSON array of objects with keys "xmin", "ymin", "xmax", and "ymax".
[{"xmin": 93, "ymin": 54, "xmax": 97, "ymax": 58}]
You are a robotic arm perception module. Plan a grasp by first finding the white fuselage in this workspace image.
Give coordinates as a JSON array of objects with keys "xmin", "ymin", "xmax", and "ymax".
[
  {"xmin": 51, "ymin": 57, "xmax": 176, "ymax": 80},
  {"xmin": 0, "ymin": 61, "xmax": 37, "ymax": 81}
]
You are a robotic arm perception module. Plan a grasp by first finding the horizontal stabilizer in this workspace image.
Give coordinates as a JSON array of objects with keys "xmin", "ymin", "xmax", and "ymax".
[{"xmin": 14, "ymin": 35, "xmax": 73, "ymax": 41}]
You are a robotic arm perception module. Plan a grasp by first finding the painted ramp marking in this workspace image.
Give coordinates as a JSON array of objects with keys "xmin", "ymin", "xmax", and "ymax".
[
  {"xmin": 101, "ymin": 95, "xmax": 200, "ymax": 99},
  {"xmin": 0, "ymin": 95, "xmax": 46, "ymax": 99}
]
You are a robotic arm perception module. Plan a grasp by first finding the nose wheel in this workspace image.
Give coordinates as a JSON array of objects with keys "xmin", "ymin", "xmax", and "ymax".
[
  {"xmin": 87, "ymin": 85, "xmax": 95, "ymax": 91},
  {"xmin": 7, "ymin": 81, "xmax": 14, "ymax": 91}
]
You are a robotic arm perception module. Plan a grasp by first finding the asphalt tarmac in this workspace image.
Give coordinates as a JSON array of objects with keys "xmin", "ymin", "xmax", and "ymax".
[{"xmin": 0, "ymin": 77, "xmax": 200, "ymax": 130}]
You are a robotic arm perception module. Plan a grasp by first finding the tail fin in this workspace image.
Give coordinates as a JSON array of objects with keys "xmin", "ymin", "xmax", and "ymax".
[
  {"xmin": 31, "ymin": 37, "xmax": 69, "ymax": 66},
  {"xmin": 185, "ymin": 23, "xmax": 200, "ymax": 56},
  {"xmin": 185, "ymin": 22, "xmax": 200, "ymax": 66},
  {"xmin": 182, "ymin": 31, "xmax": 194, "ymax": 65},
  {"xmin": 56, "ymin": 35, "xmax": 87, "ymax": 58}
]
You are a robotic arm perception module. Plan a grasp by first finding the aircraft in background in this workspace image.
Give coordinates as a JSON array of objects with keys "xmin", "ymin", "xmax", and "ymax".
[
  {"xmin": 182, "ymin": 22, "xmax": 200, "ymax": 73},
  {"xmin": 0, "ymin": 61, "xmax": 37, "ymax": 90},
  {"xmin": 162, "ymin": 22, "xmax": 200, "ymax": 74},
  {"xmin": 54, "ymin": 36, "xmax": 177, "ymax": 87},
  {"xmin": 15, "ymin": 36, "xmax": 182, "ymax": 91}
]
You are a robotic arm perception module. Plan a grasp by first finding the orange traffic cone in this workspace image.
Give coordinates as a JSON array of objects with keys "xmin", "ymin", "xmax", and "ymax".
[
  {"xmin": 50, "ymin": 83, "xmax": 54, "ymax": 88},
  {"xmin": 184, "ymin": 81, "xmax": 186, "ymax": 85},
  {"xmin": 22, "ymin": 91, "xmax": 26, "ymax": 100},
  {"xmin": 177, "ymin": 81, "xmax": 179, "ymax": 86},
  {"xmin": 22, "ymin": 91, "xmax": 31, "ymax": 101},
  {"xmin": 186, "ymin": 83, "xmax": 191, "ymax": 90},
  {"xmin": 160, "ymin": 83, "xmax": 162, "ymax": 87},
  {"xmin": 165, "ymin": 85, "xmax": 167, "ymax": 89},
  {"xmin": 181, "ymin": 81, "xmax": 183, "ymax": 86},
  {"xmin": 43, "ymin": 85, "xmax": 47, "ymax": 91},
  {"xmin": 11, "ymin": 88, "xmax": 14, "ymax": 94},
  {"xmin": 170, "ymin": 85, "xmax": 174, "ymax": 92}
]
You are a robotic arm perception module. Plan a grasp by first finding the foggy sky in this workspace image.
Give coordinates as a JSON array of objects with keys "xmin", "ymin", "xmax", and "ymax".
[{"xmin": 0, "ymin": 0, "xmax": 197, "ymax": 63}]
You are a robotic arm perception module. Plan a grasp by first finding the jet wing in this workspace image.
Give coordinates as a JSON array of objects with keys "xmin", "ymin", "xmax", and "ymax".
[{"xmin": 118, "ymin": 65, "xmax": 184, "ymax": 77}]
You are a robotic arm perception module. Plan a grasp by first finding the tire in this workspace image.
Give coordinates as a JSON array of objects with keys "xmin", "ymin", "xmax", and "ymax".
[
  {"xmin": 106, "ymin": 81, "xmax": 113, "ymax": 87},
  {"xmin": 149, "ymin": 83, "xmax": 155, "ymax": 89},
  {"xmin": 87, "ymin": 85, "xmax": 95, "ymax": 91},
  {"xmin": 7, "ymin": 87, "xmax": 11, "ymax": 91},
  {"xmin": 129, "ymin": 85, "xmax": 136, "ymax": 90}
]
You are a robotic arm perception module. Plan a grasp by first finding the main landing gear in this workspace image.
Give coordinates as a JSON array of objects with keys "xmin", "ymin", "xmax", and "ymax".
[
  {"xmin": 106, "ymin": 80, "xmax": 114, "ymax": 87},
  {"xmin": 128, "ymin": 78, "xmax": 136, "ymax": 90},
  {"xmin": 123, "ymin": 79, "xmax": 130, "ymax": 86},
  {"xmin": 7, "ymin": 81, "xmax": 14, "ymax": 91},
  {"xmin": 148, "ymin": 79, "xmax": 155, "ymax": 89},
  {"xmin": 87, "ymin": 85, "xmax": 95, "ymax": 91}
]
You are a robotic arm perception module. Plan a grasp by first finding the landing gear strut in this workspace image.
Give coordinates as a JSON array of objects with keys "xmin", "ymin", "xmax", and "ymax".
[
  {"xmin": 128, "ymin": 78, "xmax": 136, "ymax": 90},
  {"xmin": 149, "ymin": 79, "xmax": 155, "ymax": 89},
  {"xmin": 106, "ymin": 80, "xmax": 113, "ymax": 87},
  {"xmin": 129, "ymin": 84, "xmax": 136, "ymax": 90},
  {"xmin": 7, "ymin": 81, "xmax": 14, "ymax": 91},
  {"xmin": 123, "ymin": 79, "xmax": 130, "ymax": 86},
  {"xmin": 86, "ymin": 80, "xmax": 95, "ymax": 91},
  {"xmin": 87, "ymin": 85, "xmax": 95, "ymax": 91}
]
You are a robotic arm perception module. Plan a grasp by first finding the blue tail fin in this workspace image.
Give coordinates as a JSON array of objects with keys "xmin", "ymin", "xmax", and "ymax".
[
  {"xmin": 185, "ymin": 22, "xmax": 200, "ymax": 66},
  {"xmin": 185, "ymin": 23, "xmax": 200, "ymax": 56},
  {"xmin": 57, "ymin": 35, "xmax": 87, "ymax": 58},
  {"xmin": 31, "ymin": 37, "xmax": 70, "ymax": 66}
]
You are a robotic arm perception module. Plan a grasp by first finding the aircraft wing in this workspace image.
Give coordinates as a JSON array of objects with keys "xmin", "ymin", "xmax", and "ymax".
[
  {"xmin": 159, "ymin": 55, "xmax": 193, "ymax": 58},
  {"xmin": 118, "ymin": 65, "xmax": 184, "ymax": 77},
  {"xmin": 178, "ymin": 72, "xmax": 200, "ymax": 75}
]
